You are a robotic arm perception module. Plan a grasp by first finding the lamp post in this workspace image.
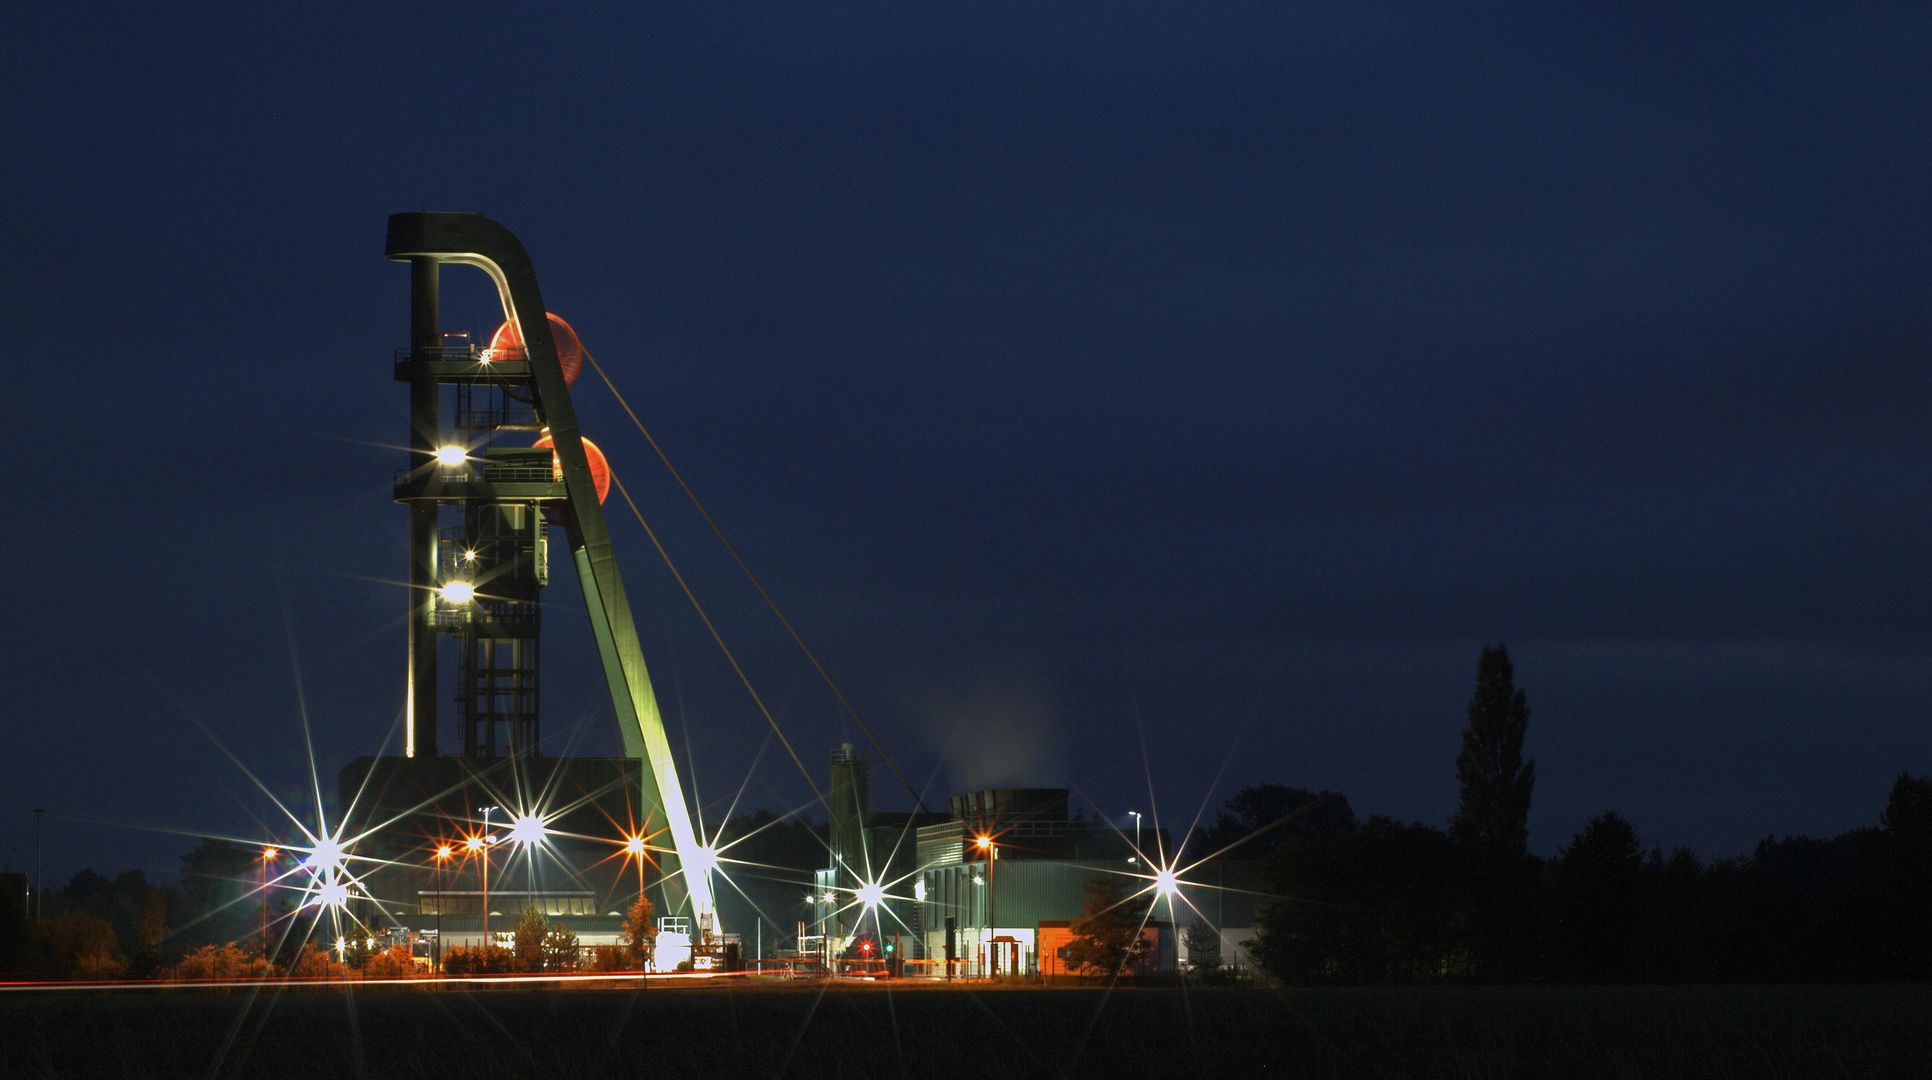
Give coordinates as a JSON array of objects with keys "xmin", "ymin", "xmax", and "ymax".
[
  {"xmin": 477, "ymin": 805, "xmax": 498, "ymax": 949},
  {"xmin": 433, "ymin": 845, "xmax": 452, "ymax": 972},
  {"xmin": 32, "ymin": 809, "xmax": 45, "ymax": 923},
  {"xmin": 975, "ymin": 834, "xmax": 995, "ymax": 976},
  {"xmin": 259, "ymin": 847, "xmax": 278, "ymax": 954},
  {"xmin": 1128, "ymin": 811, "xmax": 1142, "ymax": 853}
]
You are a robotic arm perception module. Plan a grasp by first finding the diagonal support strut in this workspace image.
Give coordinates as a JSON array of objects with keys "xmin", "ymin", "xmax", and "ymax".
[{"xmin": 385, "ymin": 211, "xmax": 716, "ymax": 926}]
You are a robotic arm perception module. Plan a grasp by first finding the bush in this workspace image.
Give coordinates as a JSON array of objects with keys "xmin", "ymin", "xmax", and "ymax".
[
  {"xmin": 41, "ymin": 912, "xmax": 125, "ymax": 978},
  {"xmin": 587, "ymin": 945, "xmax": 631, "ymax": 972},
  {"xmin": 176, "ymin": 942, "xmax": 274, "ymax": 980},
  {"xmin": 441, "ymin": 945, "xmax": 516, "ymax": 975},
  {"xmin": 288, "ymin": 944, "xmax": 350, "ymax": 979},
  {"xmin": 363, "ymin": 944, "xmax": 416, "ymax": 977}
]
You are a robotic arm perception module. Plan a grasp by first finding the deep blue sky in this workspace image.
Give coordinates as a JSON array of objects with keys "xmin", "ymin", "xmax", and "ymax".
[{"xmin": 6, "ymin": 3, "xmax": 1932, "ymax": 883}]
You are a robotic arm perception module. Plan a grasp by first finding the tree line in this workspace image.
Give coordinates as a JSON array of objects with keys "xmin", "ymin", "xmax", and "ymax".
[{"xmin": 1212, "ymin": 644, "xmax": 1932, "ymax": 984}]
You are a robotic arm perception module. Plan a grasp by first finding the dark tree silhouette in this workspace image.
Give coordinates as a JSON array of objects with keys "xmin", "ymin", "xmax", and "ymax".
[
  {"xmin": 1450, "ymin": 644, "xmax": 1535, "ymax": 854},
  {"xmin": 1250, "ymin": 816, "xmax": 1463, "ymax": 984},
  {"xmin": 1063, "ymin": 876, "xmax": 1151, "ymax": 976},
  {"xmin": 1550, "ymin": 811, "xmax": 1645, "ymax": 981},
  {"xmin": 1843, "ymin": 773, "xmax": 1932, "ymax": 978},
  {"xmin": 1199, "ymin": 785, "xmax": 1354, "ymax": 859},
  {"xmin": 1446, "ymin": 645, "xmax": 1541, "ymax": 979}
]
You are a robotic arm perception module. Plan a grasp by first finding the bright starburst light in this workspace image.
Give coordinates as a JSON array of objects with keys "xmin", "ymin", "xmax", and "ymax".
[
  {"xmin": 856, "ymin": 880, "xmax": 885, "ymax": 910},
  {"xmin": 509, "ymin": 813, "xmax": 547, "ymax": 847},
  {"xmin": 303, "ymin": 836, "xmax": 344, "ymax": 874},
  {"xmin": 1154, "ymin": 868, "xmax": 1178, "ymax": 897},
  {"xmin": 687, "ymin": 844, "xmax": 719, "ymax": 878}
]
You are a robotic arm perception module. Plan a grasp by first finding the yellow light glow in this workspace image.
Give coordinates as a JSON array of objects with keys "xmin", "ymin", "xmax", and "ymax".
[
  {"xmin": 436, "ymin": 845, "xmax": 453, "ymax": 860},
  {"xmin": 464, "ymin": 835, "xmax": 484, "ymax": 852},
  {"xmin": 434, "ymin": 445, "xmax": 467, "ymax": 467},
  {"xmin": 440, "ymin": 580, "xmax": 475, "ymax": 604},
  {"xmin": 823, "ymin": 891, "xmax": 837, "ymax": 903},
  {"xmin": 262, "ymin": 846, "xmax": 277, "ymax": 860},
  {"xmin": 624, "ymin": 835, "xmax": 646, "ymax": 856},
  {"xmin": 975, "ymin": 835, "xmax": 992, "ymax": 850}
]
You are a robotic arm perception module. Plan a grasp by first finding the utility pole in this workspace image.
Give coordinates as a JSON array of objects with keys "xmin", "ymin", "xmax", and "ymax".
[
  {"xmin": 1129, "ymin": 810, "xmax": 1142, "ymax": 853},
  {"xmin": 32, "ymin": 809, "xmax": 45, "ymax": 923}
]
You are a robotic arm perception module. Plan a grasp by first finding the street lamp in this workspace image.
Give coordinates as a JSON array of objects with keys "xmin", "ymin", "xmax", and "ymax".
[
  {"xmin": 975, "ymin": 835, "xmax": 996, "ymax": 976},
  {"xmin": 1128, "ymin": 811, "xmax": 1142, "ymax": 852},
  {"xmin": 477, "ymin": 806, "xmax": 498, "ymax": 948},
  {"xmin": 433, "ymin": 844, "xmax": 453, "ymax": 972},
  {"xmin": 259, "ymin": 846, "xmax": 277, "ymax": 954}
]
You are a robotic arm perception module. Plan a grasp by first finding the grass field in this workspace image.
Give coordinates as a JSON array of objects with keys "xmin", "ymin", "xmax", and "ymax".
[{"xmin": 2, "ymin": 982, "xmax": 1928, "ymax": 1079}]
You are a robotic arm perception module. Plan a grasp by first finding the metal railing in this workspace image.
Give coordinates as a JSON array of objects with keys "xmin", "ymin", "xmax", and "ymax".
[{"xmin": 392, "ymin": 464, "xmax": 561, "ymax": 487}]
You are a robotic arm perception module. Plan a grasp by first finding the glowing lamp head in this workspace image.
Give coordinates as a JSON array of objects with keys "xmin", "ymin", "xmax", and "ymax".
[
  {"xmin": 462, "ymin": 549, "xmax": 477, "ymax": 562},
  {"xmin": 436, "ymin": 845, "xmax": 453, "ymax": 860},
  {"xmin": 508, "ymin": 814, "xmax": 547, "ymax": 847},
  {"xmin": 261, "ymin": 846, "xmax": 277, "ymax": 861},
  {"xmin": 1154, "ymin": 868, "xmax": 1178, "ymax": 897},
  {"xmin": 856, "ymin": 880, "xmax": 885, "ymax": 910},
  {"xmin": 315, "ymin": 881, "xmax": 350, "ymax": 909},
  {"xmin": 439, "ymin": 580, "xmax": 475, "ymax": 604},
  {"xmin": 464, "ymin": 835, "xmax": 484, "ymax": 853},
  {"xmin": 913, "ymin": 879, "xmax": 927, "ymax": 902},
  {"xmin": 625, "ymin": 836, "xmax": 646, "ymax": 856},
  {"xmin": 823, "ymin": 891, "xmax": 837, "ymax": 904},
  {"xmin": 434, "ymin": 445, "xmax": 468, "ymax": 467},
  {"xmin": 975, "ymin": 835, "xmax": 992, "ymax": 851}
]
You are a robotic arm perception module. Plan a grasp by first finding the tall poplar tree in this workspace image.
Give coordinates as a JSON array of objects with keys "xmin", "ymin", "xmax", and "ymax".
[{"xmin": 1450, "ymin": 644, "xmax": 1535, "ymax": 855}]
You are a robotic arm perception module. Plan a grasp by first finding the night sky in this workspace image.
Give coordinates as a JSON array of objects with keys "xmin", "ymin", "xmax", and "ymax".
[{"xmin": 8, "ymin": 3, "xmax": 1932, "ymax": 884}]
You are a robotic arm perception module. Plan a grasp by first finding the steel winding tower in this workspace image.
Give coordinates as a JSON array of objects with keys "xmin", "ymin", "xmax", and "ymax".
[{"xmin": 387, "ymin": 212, "xmax": 715, "ymax": 923}]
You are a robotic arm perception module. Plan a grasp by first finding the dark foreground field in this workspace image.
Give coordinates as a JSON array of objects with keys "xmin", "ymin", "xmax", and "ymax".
[{"xmin": 2, "ymin": 982, "xmax": 1929, "ymax": 1079}]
